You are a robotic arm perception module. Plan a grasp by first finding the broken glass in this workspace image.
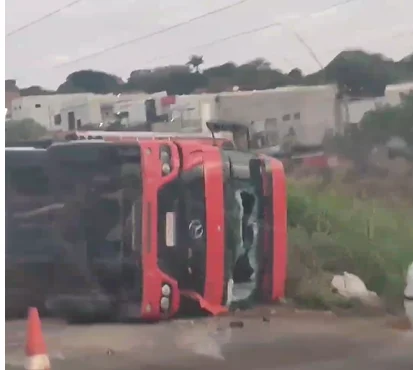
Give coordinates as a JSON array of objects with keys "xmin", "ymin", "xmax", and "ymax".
[{"xmin": 225, "ymin": 181, "xmax": 259, "ymax": 309}]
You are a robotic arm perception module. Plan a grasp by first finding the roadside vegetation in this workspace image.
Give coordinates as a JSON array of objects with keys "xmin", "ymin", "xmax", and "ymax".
[
  {"xmin": 286, "ymin": 181, "xmax": 413, "ymax": 312},
  {"xmin": 5, "ymin": 118, "xmax": 46, "ymax": 142},
  {"xmin": 286, "ymin": 95, "xmax": 413, "ymax": 313}
]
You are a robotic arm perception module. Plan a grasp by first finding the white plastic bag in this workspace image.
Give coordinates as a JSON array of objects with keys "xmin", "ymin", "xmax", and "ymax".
[
  {"xmin": 331, "ymin": 272, "xmax": 379, "ymax": 306},
  {"xmin": 404, "ymin": 262, "xmax": 413, "ymax": 328},
  {"xmin": 331, "ymin": 272, "xmax": 376, "ymax": 299}
]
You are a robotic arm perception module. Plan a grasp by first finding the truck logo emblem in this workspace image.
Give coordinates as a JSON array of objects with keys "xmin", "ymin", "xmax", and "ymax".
[{"xmin": 188, "ymin": 220, "xmax": 203, "ymax": 240}]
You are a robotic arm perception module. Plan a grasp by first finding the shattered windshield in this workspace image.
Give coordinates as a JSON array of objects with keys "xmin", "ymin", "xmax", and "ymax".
[
  {"xmin": 223, "ymin": 152, "xmax": 262, "ymax": 308},
  {"xmin": 228, "ymin": 183, "xmax": 259, "ymax": 305}
]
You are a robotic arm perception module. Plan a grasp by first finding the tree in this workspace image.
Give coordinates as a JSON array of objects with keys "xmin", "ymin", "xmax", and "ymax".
[
  {"xmin": 359, "ymin": 92, "xmax": 413, "ymax": 145},
  {"xmin": 304, "ymin": 50, "xmax": 412, "ymax": 98},
  {"xmin": 17, "ymin": 50, "xmax": 413, "ymax": 97},
  {"xmin": 125, "ymin": 64, "xmax": 207, "ymax": 94},
  {"xmin": 20, "ymin": 86, "xmax": 55, "ymax": 96},
  {"xmin": 233, "ymin": 63, "xmax": 292, "ymax": 90},
  {"xmin": 186, "ymin": 55, "xmax": 204, "ymax": 73},
  {"xmin": 336, "ymin": 92, "xmax": 413, "ymax": 173},
  {"xmin": 245, "ymin": 58, "xmax": 272, "ymax": 70},
  {"xmin": 165, "ymin": 70, "xmax": 207, "ymax": 95},
  {"xmin": 202, "ymin": 62, "xmax": 238, "ymax": 92},
  {"xmin": 57, "ymin": 70, "xmax": 124, "ymax": 94},
  {"xmin": 5, "ymin": 119, "xmax": 47, "ymax": 142},
  {"xmin": 288, "ymin": 68, "xmax": 303, "ymax": 81},
  {"xmin": 203, "ymin": 62, "xmax": 237, "ymax": 78}
]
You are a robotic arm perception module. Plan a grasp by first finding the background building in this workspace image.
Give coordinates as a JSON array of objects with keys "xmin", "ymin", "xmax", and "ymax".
[{"xmin": 7, "ymin": 81, "xmax": 413, "ymax": 146}]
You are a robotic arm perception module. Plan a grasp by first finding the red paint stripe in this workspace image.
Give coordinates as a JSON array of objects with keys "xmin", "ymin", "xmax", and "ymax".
[
  {"xmin": 269, "ymin": 159, "xmax": 287, "ymax": 299},
  {"xmin": 203, "ymin": 148, "xmax": 225, "ymax": 306},
  {"xmin": 140, "ymin": 141, "xmax": 182, "ymax": 319}
]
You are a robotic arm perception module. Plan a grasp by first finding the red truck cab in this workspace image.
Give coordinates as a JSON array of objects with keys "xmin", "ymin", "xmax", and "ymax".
[{"xmin": 5, "ymin": 129, "xmax": 287, "ymax": 321}]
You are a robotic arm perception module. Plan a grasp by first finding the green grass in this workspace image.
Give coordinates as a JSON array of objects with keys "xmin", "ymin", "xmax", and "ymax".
[{"xmin": 286, "ymin": 180, "xmax": 413, "ymax": 312}]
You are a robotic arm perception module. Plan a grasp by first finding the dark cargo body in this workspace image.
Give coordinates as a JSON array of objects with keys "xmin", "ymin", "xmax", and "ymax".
[{"xmin": 5, "ymin": 148, "xmax": 58, "ymax": 317}]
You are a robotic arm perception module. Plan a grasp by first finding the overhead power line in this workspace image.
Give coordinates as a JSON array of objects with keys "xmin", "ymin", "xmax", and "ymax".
[
  {"xmin": 55, "ymin": 0, "xmax": 360, "ymax": 70},
  {"xmin": 53, "ymin": 0, "xmax": 252, "ymax": 68},
  {"xmin": 6, "ymin": 0, "xmax": 84, "ymax": 37},
  {"xmin": 145, "ymin": 0, "xmax": 360, "ymax": 68},
  {"xmin": 147, "ymin": 22, "xmax": 323, "ymax": 71},
  {"xmin": 146, "ymin": 22, "xmax": 283, "ymax": 65},
  {"xmin": 289, "ymin": 29, "xmax": 324, "ymax": 70}
]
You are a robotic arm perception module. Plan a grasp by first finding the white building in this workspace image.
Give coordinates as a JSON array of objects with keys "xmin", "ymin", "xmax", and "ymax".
[
  {"xmin": 344, "ymin": 82, "xmax": 413, "ymax": 124},
  {"xmin": 343, "ymin": 98, "xmax": 383, "ymax": 124},
  {"xmin": 214, "ymin": 85, "xmax": 339, "ymax": 145},
  {"xmin": 11, "ymin": 93, "xmax": 95, "ymax": 130},
  {"xmin": 112, "ymin": 91, "xmax": 167, "ymax": 126},
  {"xmin": 162, "ymin": 93, "xmax": 216, "ymax": 131},
  {"xmin": 58, "ymin": 94, "xmax": 118, "ymax": 130},
  {"xmin": 10, "ymin": 92, "xmax": 168, "ymax": 131},
  {"xmin": 159, "ymin": 85, "xmax": 339, "ymax": 145},
  {"xmin": 384, "ymin": 82, "xmax": 413, "ymax": 104},
  {"xmin": 11, "ymin": 82, "xmax": 411, "ymax": 140}
]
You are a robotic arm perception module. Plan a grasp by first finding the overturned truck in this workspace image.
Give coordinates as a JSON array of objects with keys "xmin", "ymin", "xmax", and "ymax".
[{"xmin": 6, "ymin": 126, "xmax": 287, "ymax": 321}]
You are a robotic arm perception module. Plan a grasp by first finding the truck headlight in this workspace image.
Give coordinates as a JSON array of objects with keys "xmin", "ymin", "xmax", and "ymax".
[
  {"xmin": 161, "ymin": 284, "xmax": 171, "ymax": 296},
  {"xmin": 160, "ymin": 150, "xmax": 170, "ymax": 162},
  {"xmin": 161, "ymin": 163, "xmax": 171, "ymax": 174},
  {"xmin": 160, "ymin": 145, "xmax": 172, "ymax": 176},
  {"xmin": 160, "ymin": 297, "xmax": 170, "ymax": 311}
]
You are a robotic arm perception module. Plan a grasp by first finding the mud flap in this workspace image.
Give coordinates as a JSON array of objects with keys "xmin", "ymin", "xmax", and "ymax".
[{"xmin": 180, "ymin": 290, "xmax": 228, "ymax": 315}]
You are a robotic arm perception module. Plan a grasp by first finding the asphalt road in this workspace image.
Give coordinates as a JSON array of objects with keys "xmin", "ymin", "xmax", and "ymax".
[{"xmin": 6, "ymin": 310, "xmax": 413, "ymax": 370}]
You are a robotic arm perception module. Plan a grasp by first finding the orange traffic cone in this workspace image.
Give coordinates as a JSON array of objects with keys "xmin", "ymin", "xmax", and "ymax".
[{"xmin": 25, "ymin": 307, "xmax": 50, "ymax": 370}]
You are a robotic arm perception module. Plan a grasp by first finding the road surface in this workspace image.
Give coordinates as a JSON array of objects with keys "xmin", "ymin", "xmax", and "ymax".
[{"xmin": 6, "ymin": 310, "xmax": 413, "ymax": 370}]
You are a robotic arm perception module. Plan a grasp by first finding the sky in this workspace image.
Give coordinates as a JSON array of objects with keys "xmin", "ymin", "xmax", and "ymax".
[{"xmin": 5, "ymin": 0, "xmax": 413, "ymax": 89}]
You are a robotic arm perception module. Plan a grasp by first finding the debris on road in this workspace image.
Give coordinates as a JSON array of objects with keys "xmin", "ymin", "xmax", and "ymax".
[
  {"xmin": 229, "ymin": 321, "xmax": 244, "ymax": 329},
  {"xmin": 331, "ymin": 272, "xmax": 382, "ymax": 308}
]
